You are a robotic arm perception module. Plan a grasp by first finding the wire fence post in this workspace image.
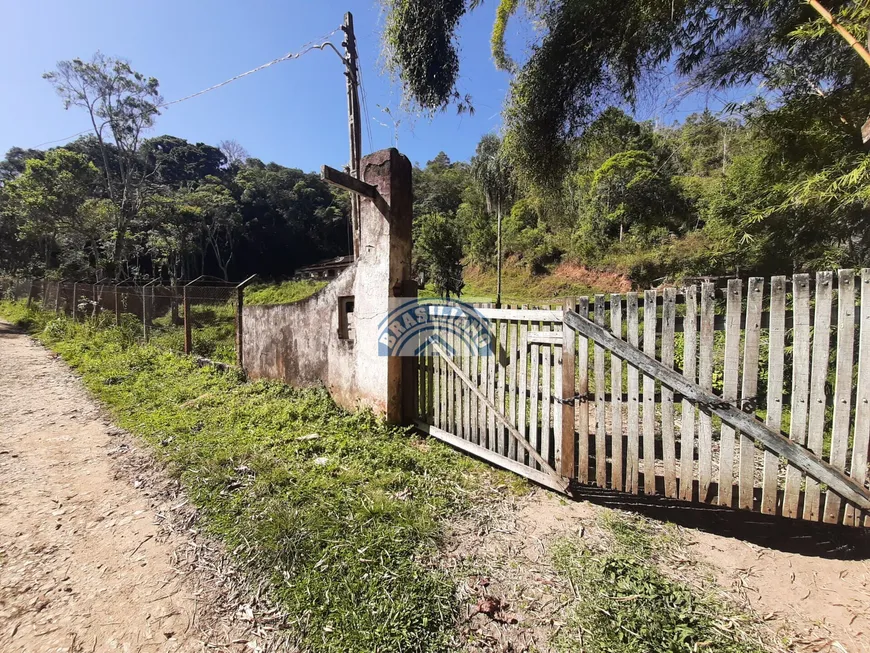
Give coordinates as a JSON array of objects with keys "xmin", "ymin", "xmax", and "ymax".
[
  {"xmin": 235, "ymin": 274, "xmax": 257, "ymax": 369},
  {"xmin": 142, "ymin": 287, "xmax": 150, "ymax": 341},
  {"xmin": 54, "ymin": 281, "xmax": 61, "ymax": 315},
  {"xmin": 72, "ymin": 282, "xmax": 79, "ymax": 321},
  {"xmin": 26, "ymin": 279, "xmax": 35, "ymax": 308},
  {"xmin": 183, "ymin": 287, "xmax": 192, "ymax": 354},
  {"xmin": 94, "ymin": 284, "xmax": 101, "ymax": 319},
  {"xmin": 114, "ymin": 285, "xmax": 121, "ymax": 325}
]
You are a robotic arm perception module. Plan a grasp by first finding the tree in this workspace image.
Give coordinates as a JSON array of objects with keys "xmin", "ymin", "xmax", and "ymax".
[
  {"xmin": 219, "ymin": 140, "xmax": 250, "ymax": 167},
  {"xmin": 0, "ymin": 147, "xmax": 45, "ymax": 184},
  {"xmin": 3, "ymin": 150, "xmax": 100, "ymax": 275},
  {"xmin": 471, "ymin": 134, "xmax": 513, "ymax": 306},
  {"xmin": 381, "ymin": 0, "xmax": 870, "ymax": 187},
  {"xmin": 416, "ymin": 212, "xmax": 465, "ymax": 297},
  {"xmin": 44, "ymin": 52, "xmax": 162, "ymax": 278}
]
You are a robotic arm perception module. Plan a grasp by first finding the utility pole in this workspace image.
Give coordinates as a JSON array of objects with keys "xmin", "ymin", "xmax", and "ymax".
[{"xmin": 342, "ymin": 12, "xmax": 363, "ymax": 259}]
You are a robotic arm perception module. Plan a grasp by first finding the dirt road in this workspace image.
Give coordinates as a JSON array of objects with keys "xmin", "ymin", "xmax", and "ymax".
[{"xmin": 0, "ymin": 323, "xmax": 245, "ymax": 652}]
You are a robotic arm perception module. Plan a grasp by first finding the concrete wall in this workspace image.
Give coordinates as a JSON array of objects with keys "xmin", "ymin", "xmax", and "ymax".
[{"xmin": 242, "ymin": 148, "xmax": 414, "ymax": 421}]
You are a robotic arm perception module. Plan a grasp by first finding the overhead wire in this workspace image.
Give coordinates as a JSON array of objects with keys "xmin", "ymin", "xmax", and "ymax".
[{"xmin": 28, "ymin": 26, "xmax": 344, "ymax": 149}]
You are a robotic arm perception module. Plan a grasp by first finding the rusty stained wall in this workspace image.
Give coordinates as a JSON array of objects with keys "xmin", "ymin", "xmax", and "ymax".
[{"xmin": 241, "ymin": 148, "xmax": 413, "ymax": 420}]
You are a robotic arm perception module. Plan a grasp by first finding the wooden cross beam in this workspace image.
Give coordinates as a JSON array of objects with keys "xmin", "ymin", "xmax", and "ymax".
[{"xmin": 321, "ymin": 165, "xmax": 389, "ymax": 215}]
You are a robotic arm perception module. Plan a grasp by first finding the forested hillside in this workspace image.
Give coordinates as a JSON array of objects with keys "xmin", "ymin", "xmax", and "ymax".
[
  {"xmin": 5, "ymin": 0, "xmax": 870, "ymax": 296},
  {"xmin": 387, "ymin": 0, "xmax": 870, "ymax": 294}
]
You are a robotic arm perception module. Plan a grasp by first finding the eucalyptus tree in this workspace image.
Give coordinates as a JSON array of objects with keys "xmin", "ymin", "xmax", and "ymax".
[{"xmin": 44, "ymin": 53, "xmax": 162, "ymax": 278}]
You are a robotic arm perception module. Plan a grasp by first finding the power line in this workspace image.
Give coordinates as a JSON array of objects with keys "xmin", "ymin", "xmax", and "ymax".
[
  {"xmin": 161, "ymin": 26, "xmax": 343, "ymax": 108},
  {"xmin": 27, "ymin": 27, "xmax": 344, "ymax": 150},
  {"xmin": 32, "ymin": 129, "xmax": 93, "ymax": 149}
]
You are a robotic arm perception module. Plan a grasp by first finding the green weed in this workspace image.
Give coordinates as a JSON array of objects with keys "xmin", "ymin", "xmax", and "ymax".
[
  {"xmin": 552, "ymin": 511, "xmax": 765, "ymax": 653},
  {"xmin": 245, "ymin": 280, "xmax": 326, "ymax": 305},
  {"xmin": 1, "ymin": 301, "xmax": 483, "ymax": 652}
]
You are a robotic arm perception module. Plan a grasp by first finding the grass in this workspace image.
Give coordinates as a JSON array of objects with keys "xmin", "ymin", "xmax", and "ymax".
[
  {"xmin": 0, "ymin": 300, "xmax": 485, "ymax": 652},
  {"xmin": 552, "ymin": 510, "xmax": 766, "ymax": 653},
  {"xmin": 421, "ymin": 261, "xmax": 627, "ymax": 304},
  {"xmin": 245, "ymin": 280, "xmax": 327, "ymax": 305}
]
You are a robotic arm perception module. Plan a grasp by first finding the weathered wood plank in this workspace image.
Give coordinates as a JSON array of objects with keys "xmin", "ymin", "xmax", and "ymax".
[
  {"xmin": 679, "ymin": 285, "xmax": 698, "ymax": 502},
  {"xmin": 784, "ymin": 276, "xmax": 812, "ymax": 518},
  {"xmin": 762, "ymin": 276, "xmax": 786, "ymax": 515},
  {"xmin": 824, "ymin": 270, "xmax": 856, "ymax": 523},
  {"xmin": 527, "ymin": 331, "xmax": 563, "ymax": 344},
  {"xmin": 477, "ymin": 308, "xmax": 562, "ymax": 322},
  {"xmin": 642, "ymin": 290, "xmax": 657, "ymax": 495},
  {"xmin": 478, "ymin": 309, "xmax": 489, "ymax": 441},
  {"xmin": 415, "ymin": 421, "xmax": 568, "ymax": 494},
  {"xmin": 530, "ymin": 341, "xmax": 541, "ymax": 469},
  {"xmin": 462, "ymin": 331, "xmax": 471, "ymax": 441},
  {"xmin": 804, "ymin": 271, "xmax": 833, "ymax": 521},
  {"xmin": 518, "ymin": 307, "xmax": 530, "ymax": 465},
  {"xmin": 718, "ymin": 279, "xmax": 742, "ymax": 507},
  {"xmin": 508, "ymin": 317, "xmax": 520, "ymax": 460},
  {"xmin": 542, "ymin": 338, "xmax": 553, "ymax": 468},
  {"xmin": 553, "ymin": 324, "xmax": 564, "ymax": 472},
  {"xmin": 562, "ymin": 309, "xmax": 870, "ymax": 512},
  {"xmin": 738, "ymin": 278, "xmax": 764, "ymax": 510},
  {"xmin": 562, "ymin": 298, "xmax": 576, "ymax": 478},
  {"xmin": 429, "ymin": 341, "xmax": 566, "ymax": 483},
  {"xmin": 577, "ymin": 297, "xmax": 590, "ymax": 484},
  {"xmin": 661, "ymin": 287, "xmax": 677, "ymax": 498},
  {"xmin": 594, "ymin": 296, "xmax": 608, "ymax": 487},
  {"xmin": 497, "ymin": 321, "xmax": 508, "ymax": 455},
  {"xmin": 846, "ymin": 270, "xmax": 870, "ymax": 527},
  {"xmin": 698, "ymin": 282, "xmax": 716, "ymax": 501},
  {"xmin": 610, "ymin": 294, "xmax": 624, "ymax": 490},
  {"xmin": 626, "ymin": 293, "xmax": 640, "ymax": 494}
]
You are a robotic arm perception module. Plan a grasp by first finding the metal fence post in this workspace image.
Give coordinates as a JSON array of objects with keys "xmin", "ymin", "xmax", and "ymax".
[
  {"xmin": 54, "ymin": 282, "xmax": 62, "ymax": 315},
  {"xmin": 72, "ymin": 282, "xmax": 78, "ymax": 321},
  {"xmin": 234, "ymin": 275, "xmax": 257, "ymax": 369},
  {"xmin": 114, "ymin": 285, "xmax": 121, "ymax": 325},
  {"xmin": 183, "ymin": 287, "xmax": 192, "ymax": 354},
  {"xmin": 142, "ymin": 287, "xmax": 150, "ymax": 341}
]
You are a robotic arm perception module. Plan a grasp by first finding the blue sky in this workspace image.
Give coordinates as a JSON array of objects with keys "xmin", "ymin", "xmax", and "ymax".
[{"xmin": 0, "ymin": 1, "xmax": 752, "ymax": 172}]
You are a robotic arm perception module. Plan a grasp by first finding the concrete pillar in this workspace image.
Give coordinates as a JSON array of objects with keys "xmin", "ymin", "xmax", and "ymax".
[{"xmin": 354, "ymin": 148, "xmax": 414, "ymax": 424}]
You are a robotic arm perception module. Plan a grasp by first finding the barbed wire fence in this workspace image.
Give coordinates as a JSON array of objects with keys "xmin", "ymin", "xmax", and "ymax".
[{"xmin": 0, "ymin": 275, "xmax": 256, "ymax": 366}]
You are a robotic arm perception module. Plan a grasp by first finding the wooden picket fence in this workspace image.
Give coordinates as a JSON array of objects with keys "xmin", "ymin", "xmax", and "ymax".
[{"xmin": 414, "ymin": 270, "xmax": 870, "ymax": 528}]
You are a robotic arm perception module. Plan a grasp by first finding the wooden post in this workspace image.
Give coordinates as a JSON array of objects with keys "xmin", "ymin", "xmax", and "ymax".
[
  {"xmin": 341, "ymin": 11, "xmax": 362, "ymax": 258},
  {"xmin": 54, "ymin": 282, "xmax": 61, "ymax": 315},
  {"xmin": 26, "ymin": 279, "xmax": 35, "ymax": 308},
  {"xmin": 71, "ymin": 282, "xmax": 78, "ymax": 321},
  {"xmin": 142, "ymin": 287, "xmax": 150, "ymax": 341},
  {"xmin": 235, "ymin": 286, "xmax": 244, "ymax": 367},
  {"xmin": 560, "ymin": 298, "xmax": 576, "ymax": 478},
  {"xmin": 114, "ymin": 285, "xmax": 121, "ymax": 325},
  {"xmin": 183, "ymin": 287, "xmax": 192, "ymax": 354},
  {"xmin": 94, "ymin": 285, "xmax": 101, "ymax": 319}
]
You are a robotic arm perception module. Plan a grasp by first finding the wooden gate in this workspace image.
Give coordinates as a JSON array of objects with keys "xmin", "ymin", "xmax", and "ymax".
[{"xmin": 414, "ymin": 271, "xmax": 870, "ymax": 528}]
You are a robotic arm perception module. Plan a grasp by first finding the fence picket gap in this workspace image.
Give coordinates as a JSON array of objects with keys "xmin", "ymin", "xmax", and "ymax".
[
  {"xmin": 762, "ymin": 276, "xmax": 786, "ymax": 516},
  {"xmin": 804, "ymin": 271, "xmax": 834, "ymax": 521},
  {"xmin": 661, "ymin": 287, "xmax": 677, "ymax": 498},
  {"xmin": 824, "ymin": 270, "xmax": 857, "ymax": 524},
  {"xmin": 626, "ymin": 293, "xmax": 640, "ymax": 493},
  {"xmin": 642, "ymin": 290, "xmax": 657, "ymax": 495},
  {"xmin": 679, "ymin": 285, "xmax": 698, "ymax": 502}
]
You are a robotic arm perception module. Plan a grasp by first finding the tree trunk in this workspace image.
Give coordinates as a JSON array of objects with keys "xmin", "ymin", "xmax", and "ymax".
[{"xmin": 496, "ymin": 201, "xmax": 502, "ymax": 309}]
